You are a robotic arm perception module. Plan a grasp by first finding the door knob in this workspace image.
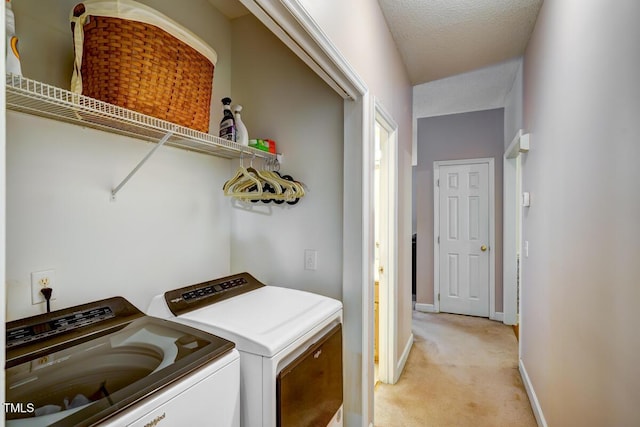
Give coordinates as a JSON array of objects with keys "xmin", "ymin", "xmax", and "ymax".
[{"xmin": 481, "ymin": 245, "xmax": 487, "ymax": 252}]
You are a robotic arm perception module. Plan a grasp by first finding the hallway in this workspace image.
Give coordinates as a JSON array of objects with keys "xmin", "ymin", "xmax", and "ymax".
[{"xmin": 374, "ymin": 311, "xmax": 536, "ymax": 426}]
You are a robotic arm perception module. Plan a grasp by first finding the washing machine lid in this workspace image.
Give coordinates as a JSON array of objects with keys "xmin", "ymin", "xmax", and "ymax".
[
  {"xmin": 5, "ymin": 297, "xmax": 234, "ymax": 427},
  {"xmin": 173, "ymin": 283, "xmax": 342, "ymax": 357}
]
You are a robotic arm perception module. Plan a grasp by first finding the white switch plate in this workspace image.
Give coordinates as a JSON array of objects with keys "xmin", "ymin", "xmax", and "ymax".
[
  {"xmin": 304, "ymin": 250, "xmax": 318, "ymax": 271},
  {"xmin": 31, "ymin": 270, "xmax": 56, "ymax": 305}
]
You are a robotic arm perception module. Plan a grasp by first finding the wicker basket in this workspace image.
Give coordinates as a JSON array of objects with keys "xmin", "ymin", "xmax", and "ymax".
[{"xmin": 71, "ymin": 1, "xmax": 216, "ymax": 133}]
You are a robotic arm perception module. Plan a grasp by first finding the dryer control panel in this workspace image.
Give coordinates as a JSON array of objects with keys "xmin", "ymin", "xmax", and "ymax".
[{"xmin": 164, "ymin": 272, "xmax": 265, "ymax": 316}]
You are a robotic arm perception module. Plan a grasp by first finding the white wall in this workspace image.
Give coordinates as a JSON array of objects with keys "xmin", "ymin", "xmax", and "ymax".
[
  {"xmin": 413, "ymin": 57, "xmax": 522, "ymax": 120},
  {"xmin": 521, "ymin": 0, "xmax": 640, "ymax": 425},
  {"xmin": 6, "ymin": 114, "xmax": 232, "ymax": 318},
  {"xmin": 293, "ymin": 1, "xmax": 414, "ymax": 424},
  {"xmin": 6, "ymin": 0, "xmax": 236, "ymax": 319}
]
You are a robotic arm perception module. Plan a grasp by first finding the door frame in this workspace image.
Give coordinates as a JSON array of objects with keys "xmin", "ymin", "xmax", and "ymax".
[
  {"xmin": 236, "ymin": 2, "xmax": 373, "ymax": 424},
  {"xmin": 373, "ymin": 98, "xmax": 399, "ymax": 385},
  {"xmin": 503, "ymin": 130, "xmax": 529, "ymax": 326},
  {"xmin": 433, "ymin": 157, "xmax": 496, "ymax": 319}
]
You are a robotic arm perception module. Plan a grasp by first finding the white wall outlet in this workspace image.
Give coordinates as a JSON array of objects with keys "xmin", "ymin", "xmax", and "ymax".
[
  {"xmin": 304, "ymin": 249, "xmax": 318, "ymax": 271},
  {"xmin": 31, "ymin": 270, "xmax": 56, "ymax": 305}
]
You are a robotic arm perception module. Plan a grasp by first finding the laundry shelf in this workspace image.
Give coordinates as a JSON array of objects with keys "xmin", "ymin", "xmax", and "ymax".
[{"xmin": 5, "ymin": 73, "xmax": 276, "ymax": 161}]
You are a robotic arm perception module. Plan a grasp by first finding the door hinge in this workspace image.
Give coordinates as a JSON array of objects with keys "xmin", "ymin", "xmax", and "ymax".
[
  {"xmin": 437, "ymin": 179, "xmax": 439, "ymax": 187},
  {"xmin": 438, "ymin": 293, "xmax": 440, "ymax": 301},
  {"xmin": 437, "ymin": 236, "xmax": 440, "ymax": 244}
]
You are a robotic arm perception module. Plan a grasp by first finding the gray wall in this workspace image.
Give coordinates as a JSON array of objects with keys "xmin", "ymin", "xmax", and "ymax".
[
  {"xmin": 228, "ymin": 14, "xmax": 344, "ymax": 300},
  {"xmin": 520, "ymin": 0, "xmax": 640, "ymax": 425},
  {"xmin": 415, "ymin": 108, "xmax": 504, "ymax": 310},
  {"xmin": 412, "ymin": 58, "xmax": 523, "ymax": 232}
]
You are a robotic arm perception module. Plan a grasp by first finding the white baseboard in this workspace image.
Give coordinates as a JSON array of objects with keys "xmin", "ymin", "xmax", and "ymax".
[
  {"xmin": 416, "ymin": 305, "xmax": 506, "ymax": 323},
  {"xmin": 414, "ymin": 303, "xmax": 436, "ymax": 313},
  {"xmin": 519, "ymin": 359, "xmax": 547, "ymax": 427},
  {"xmin": 394, "ymin": 333, "xmax": 414, "ymax": 383}
]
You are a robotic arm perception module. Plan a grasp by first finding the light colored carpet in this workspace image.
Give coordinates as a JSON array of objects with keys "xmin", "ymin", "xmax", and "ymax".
[{"xmin": 374, "ymin": 311, "xmax": 537, "ymax": 427}]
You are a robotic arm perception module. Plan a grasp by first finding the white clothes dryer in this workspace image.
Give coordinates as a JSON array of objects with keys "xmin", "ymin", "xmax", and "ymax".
[{"xmin": 148, "ymin": 272, "xmax": 343, "ymax": 427}]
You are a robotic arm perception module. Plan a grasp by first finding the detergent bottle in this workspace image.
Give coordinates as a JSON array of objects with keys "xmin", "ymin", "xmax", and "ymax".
[
  {"xmin": 5, "ymin": 0, "xmax": 22, "ymax": 76},
  {"xmin": 219, "ymin": 97, "xmax": 236, "ymax": 141}
]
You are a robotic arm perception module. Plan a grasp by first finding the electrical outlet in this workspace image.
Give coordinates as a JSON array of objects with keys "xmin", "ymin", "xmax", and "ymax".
[
  {"xmin": 304, "ymin": 250, "xmax": 318, "ymax": 271},
  {"xmin": 31, "ymin": 270, "xmax": 56, "ymax": 305}
]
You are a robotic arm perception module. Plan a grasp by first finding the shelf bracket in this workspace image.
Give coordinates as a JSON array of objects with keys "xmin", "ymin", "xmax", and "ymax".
[{"xmin": 111, "ymin": 129, "xmax": 175, "ymax": 200}]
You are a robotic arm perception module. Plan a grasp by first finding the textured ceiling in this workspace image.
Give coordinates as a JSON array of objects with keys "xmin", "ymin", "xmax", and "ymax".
[{"xmin": 378, "ymin": 0, "xmax": 542, "ymax": 85}]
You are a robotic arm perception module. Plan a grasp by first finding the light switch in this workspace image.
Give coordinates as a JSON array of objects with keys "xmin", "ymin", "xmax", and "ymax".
[
  {"xmin": 522, "ymin": 192, "xmax": 531, "ymax": 207},
  {"xmin": 304, "ymin": 250, "xmax": 318, "ymax": 271}
]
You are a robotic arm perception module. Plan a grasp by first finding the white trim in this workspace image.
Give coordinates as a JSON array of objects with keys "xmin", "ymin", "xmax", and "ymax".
[
  {"xmin": 240, "ymin": 0, "xmax": 367, "ymax": 100},
  {"xmin": 503, "ymin": 155, "xmax": 518, "ymax": 326},
  {"xmin": 374, "ymin": 98, "xmax": 399, "ymax": 133},
  {"xmin": 433, "ymin": 158, "xmax": 496, "ymax": 319},
  {"xmin": 373, "ymin": 98, "xmax": 400, "ymax": 386},
  {"xmin": 492, "ymin": 312, "xmax": 504, "ymax": 322},
  {"xmin": 505, "ymin": 129, "xmax": 530, "ymax": 159},
  {"xmin": 503, "ymin": 129, "xmax": 529, "ymax": 326},
  {"xmin": 519, "ymin": 359, "xmax": 547, "ymax": 427},
  {"xmin": 360, "ymin": 92, "xmax": 374, "ymax": 427},
  {"xmin": 433, "ymin": 166, "xmax": 441, "ymax": 313},
  {"xmin": 394, "ymin": 333, "xmax": 414, "ymax": 383},
  {"xmin": 414, "ymin": 303, "xmax": 436, "ymax": 313},
  {"xmin": 488, "ymin": 160, "xmax": 496, "ymax": 320},
  {"xmin": 279, "ymin": 0, "xmax": 367, "ymax": 97},
  {"xmin": 411, "ymin": 111, "xmax": 418, "ymax": 166}
]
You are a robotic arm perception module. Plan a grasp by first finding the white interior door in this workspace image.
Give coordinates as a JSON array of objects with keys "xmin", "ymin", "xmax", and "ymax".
[{"xmin": 435, "ymin": 160, "xmax": 491, "ymax": 317}]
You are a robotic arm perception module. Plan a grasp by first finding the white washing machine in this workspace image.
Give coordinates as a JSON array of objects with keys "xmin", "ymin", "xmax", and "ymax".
[
  {"xmin": 148, "ymin": 272, "xmax": 343, "ymax": 427},
  {"xmin": 5, "ymin": 297, "xmax": 240, "ymax": 427}
]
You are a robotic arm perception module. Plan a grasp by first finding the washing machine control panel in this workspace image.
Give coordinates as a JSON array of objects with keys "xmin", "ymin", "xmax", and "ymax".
[
  {"xmin": 181, "ymin": 277, "xmax": 247, "ymax": 302},
  {"xmin": 165, "ymin": 272, "xmax": 265, "ymax": 316}
]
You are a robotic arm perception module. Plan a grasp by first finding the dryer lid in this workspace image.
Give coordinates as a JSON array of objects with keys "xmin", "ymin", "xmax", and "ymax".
[{"xmin": 177, "ymin": 285, "xmax": 342, "ymax": 357}]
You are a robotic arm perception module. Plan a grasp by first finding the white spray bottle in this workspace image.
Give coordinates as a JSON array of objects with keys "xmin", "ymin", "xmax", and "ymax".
[
  {"xmin": 5, "ymin": 0, "xmax": 22, "ymax": 76},
  {"xmin": 234, "ymin": 105, "xmax": 249, "ymax": 146}
]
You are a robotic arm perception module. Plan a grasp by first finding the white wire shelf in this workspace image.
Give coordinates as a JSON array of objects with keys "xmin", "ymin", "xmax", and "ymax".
[{"xmin": 5, "ymin": 73, "xmax": 276, "ymax": 161}]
